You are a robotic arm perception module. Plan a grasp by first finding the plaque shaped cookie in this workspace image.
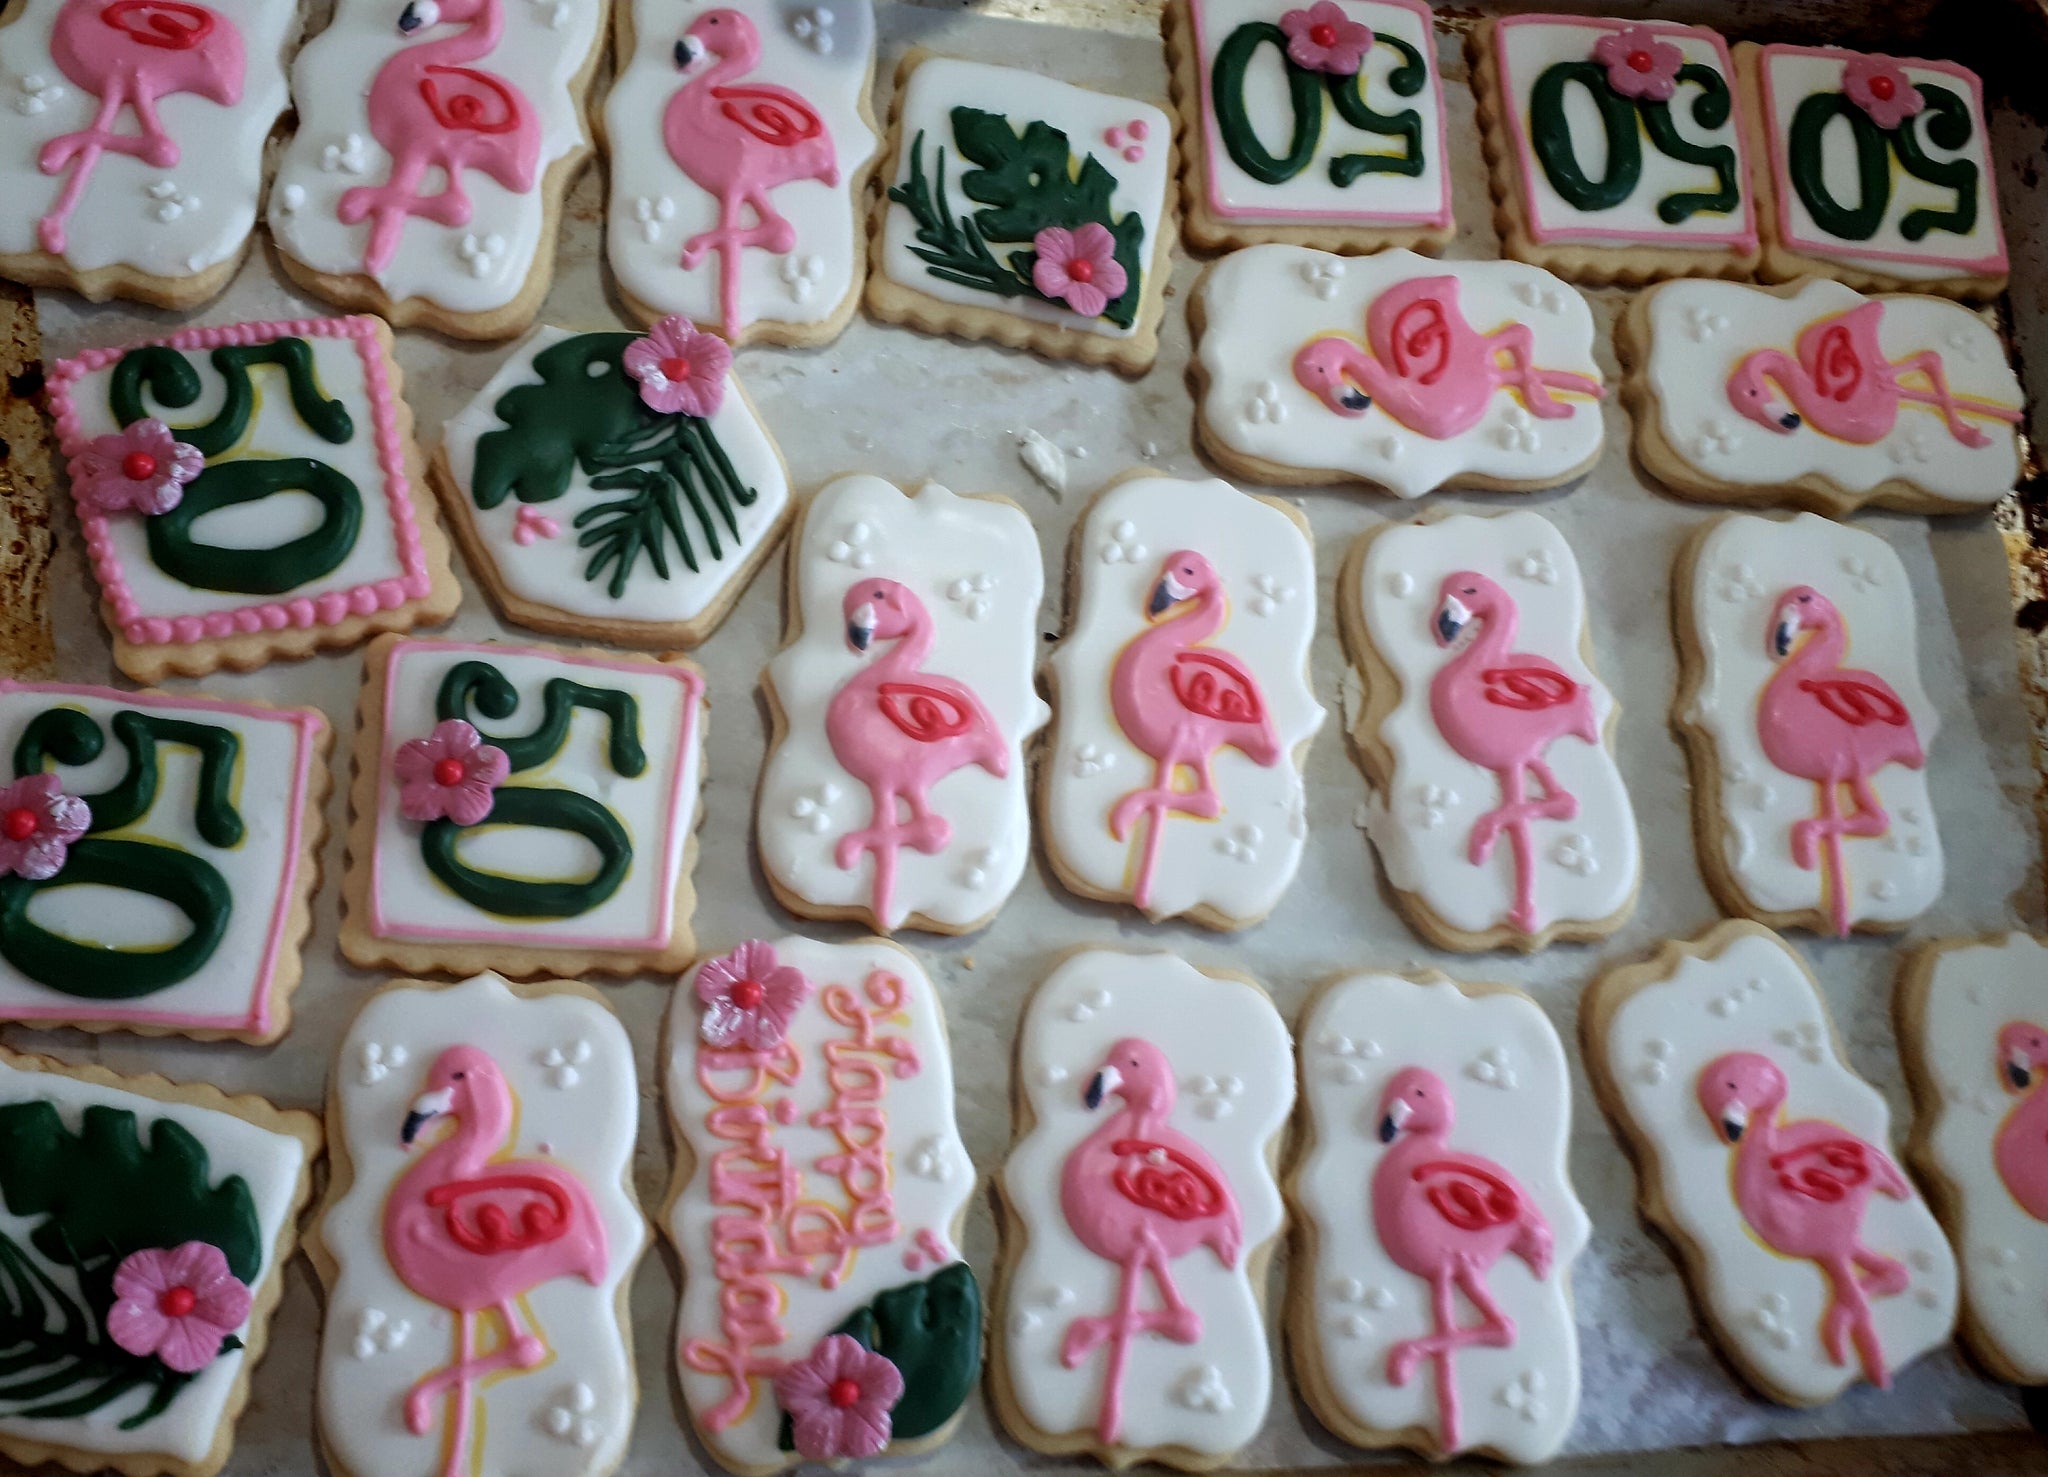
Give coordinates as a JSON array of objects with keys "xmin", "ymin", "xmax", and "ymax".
[
  {"xmin": 604, "ymin": 0, "xmax": 880, "ymax": 345},
  {"xmin": 1675, "ymin": 512, "xmax": 1942, "ymax": 937},
  {"xmin": 1041, "ymin": 473, "xmax": 1325, "ymax": 928},
  {"xmin": 1192, "ymin": 246, "xmax": 1608, "ymax": 498},
  {"xmin": 315, "ymin": 973, "xmax": 646, "ymax": 1477},
  {"xmin": 1740, "ymin": 43, "xmax": 2007, "ymax": 300},
  {"xmin": 1294, "ymin": 972, "xmax": 1589, "ymax": 1461},
  {"xmin": 665, "ymin": 936, "xmax": 980, "ymax": 1472},
  {"xmin": 1586, "ymin": 921, "xmax": 1959, "ymax": 1405},
  {"xmin": 1166, "ymin": 0, "xmax": 1452, "ymax": 253},
  {"xmin": 758, "ymin": 474, "xmax": 1048, "ymax": 934},
  {"xmin": 434, "ymin": 319, "xmax": 792, "ymax": 648},
  {"xmin": 341, "ymin": 635, "xmax": 706, "ymax": 976},
  {"xmin": 996, "ymin": 949, "xmax": 1292, "ymax": 1469},
  {"xmin": 1622, "ymin": 277, "xmax": 2025, "ymax": 515},
  {"xmin": 1472, "ymin": 15, "xmax": 1758, "ymax": 283}
]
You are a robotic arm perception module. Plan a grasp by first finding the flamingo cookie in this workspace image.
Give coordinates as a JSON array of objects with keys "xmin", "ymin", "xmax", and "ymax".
[
  {"xmin": 1897, "ymin": 934, "xmax": 2048, "ymax": 1384},
  {"xmin": 1294, "ymin": 972, "xmax": 1589, "ymax": 1462},
  {"xmin": 1043, "ymin": 475, "xmax": 1325, "ymax": 928},
  {"xmin": 998, "ymin": 950, "xmax": 1292, "ymax": 1466},
  {"xmin": 759, "ymin": 474, "xmax": 1047, "ymax": 934},
  {"xmin": 314, "ymin": 972, "xmax": 647, "ymax": 1477},
  {"xmin": 1586, "ymin": 921, "xmax": 1958, "ymax": 1406},
  {"xmin": 1676, "ymin": 512, "xmax": 1943, "ymax": 937},
  {"xmin": 1625, "ymin": 278, "xmax": 2026, "ymax": 514},
  {"xmin": 1341, "ymin": 511, "xmax": 1640, "ymax": 951}
]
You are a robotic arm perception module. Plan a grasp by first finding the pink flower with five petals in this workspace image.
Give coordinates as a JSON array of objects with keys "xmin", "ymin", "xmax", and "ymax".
[
  {"xmin": 696, "ymin": 939, "xmax": 812, "ymax": 1051},
  {"xmin": 1031, "ymin": 223, "xmax": 1128, "ymax": 320},
  {"xmin": 106, "ymin": 1242, "xmax": 252, "ymax": 1374},
  {"xmin": 1592, "ymin": 26, "xmax": 1685, "ymax": 102},
  {"xmin": 1278, "ymin": 0, "xmax": 1372, "ymax": 75},
  {"xmin": 623, "ymin": 314, "xmax": 730, "ymax": 419},
  {"xmin": 0, "ymin": 773, "xmax": 89, "ymax": 881},
  {"xmin": 773, "ymin": 1333, "xmax": 904, "ymax": 1461},
  {"xmin": 1842, "ymin": 53, "xmax": 1926, "ymax": 130},
  {"xmin": 72, "ymin": 418, "xmax": 204, "ymax": 516},
  {"xmin": 393, "ymin": 719, "xmax": 509, "ymax": 827}
]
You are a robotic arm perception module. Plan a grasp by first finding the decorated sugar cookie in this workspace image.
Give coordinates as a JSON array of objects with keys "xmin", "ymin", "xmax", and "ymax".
[
  {"xmin": 868, "ymin": 51, "xmax": 1177, "ymax": 373},
  {"xmin": 1585, "ymin": 921, "xmax": 1959, "ymax": 1405},
  {"xmin": 49, "ymin": 316, "xmax": 460, "ymax": 683},
  {"xmin": 315, "ymin": 973, "xmax": 645, "ymax": 1477},
  {"xmin": 996, "ymin": 950, "xmax": 1291, "ymax": 1468},
  {"xmin": 758, "ymin": 474, "xmax": 1047, "ymax": 934},
  {"xmin": 604, "ymin": 0, "xmax": 879, "ymax": 345},
  {"xmin": 0, "ymin": 0, "xmax": 294, "ymax": 306},
  {"xmin": 267, "ymin": 0, "xmax": 608, "ymax": 338},
  {"xmin": 1622, "ymin": 277, "xmax": 2025, "ymax": 515},
  {"xmin": 1192, "ymin": 246, "xmax": 1608, "ymax": 498},
  {"xmin": 1675, "ymin": 512, "xmax": 1942, "ymax": 937},
  {"xmin": 1041, "ymin": 473, "xmax": 1325, "ymax": 929},
  {"xmin": 433, "ymin": 318, "xmax": 792, "ymax": 648},
  {"xmin": 1340, "ymin": 511, "xmax": 1640, "ymax": 951},
  {"xmin": 665, "ymin": 936, "xmax": 980, "ymax": 1471},
  {"xmin": 1738, "ymin": 44, "xmax": 2006, "ymax": 300},
  {"xmin": 0, "ymin": 680, "xmax": 328, "ymax": 1043},
  {"xmin": 1294, "ymin": 972, "xmax": 1588, "ymax": 1461},
  {"xmin": 1896, "ymin": 933, "xmax": 2048, "ymax": 1385},
  {"xmin": 340, "ymin": 635, "xmax": 707, "ymax": 977},
  {"xmin": 1470, "ymin": 15, "xmax": 1758, "ymax": 284},
  {"xmin": 1166, "ymin": 0, "xmax": 1451, "ymax": 253},
  {"xmin": 0, "ymin": 1048, "xmax": 318, "ymax": 1477}
]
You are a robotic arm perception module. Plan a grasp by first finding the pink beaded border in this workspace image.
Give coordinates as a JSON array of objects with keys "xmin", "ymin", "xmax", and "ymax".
[{"xmin": 46, "ymin": 316, "xmax": 433, "ymax": 650}]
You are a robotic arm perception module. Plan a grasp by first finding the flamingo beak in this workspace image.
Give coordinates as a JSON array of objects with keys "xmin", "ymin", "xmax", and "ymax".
[
  {"xmin": 1771, "ymin": 611, "xmax": 1798, "ymax": 659},
  {"xmin": 1336, "ymin": 387, "xmax": 1371, "ymax": 414},
  {"xmin": 847, "ymin": 601, "xmax": 876, "ymax": 652},
  {"xmin": 1148, "ymin": 571, "xmax": 1194, "ymax": 618},
  {"xmin": 1778, "ymin": 412, "xmax": 1802, "ymax": 431},
  {"xmin": 2008, "ymin": 1049, "xmax": 2034, "ymax": 1092},
  {"xmin": 1085, "ymin": 1064, "xmax": 1121, "ymax": 1111},
  {"xmin": 401, "ymin": 1086, "xmax": 453, "ymax": 1146},
  {"xmin": 1719, "ymin": 1098, "xmax": 1748, "ymax": 1144},
  {"xmin": 1377, "ymin": 1097, "xmax": 1411, "ymax": 1143},
  {"xmin": 674, "ymin": 33, "xmax": 704, "ymax": 67},
  {"xmin": 398, "ymin": 0, "xmax": 437, "ymax": 32},
  {"xmin": 1433, "ymin": 594, "xmax": 1470, "ymax": 648}
]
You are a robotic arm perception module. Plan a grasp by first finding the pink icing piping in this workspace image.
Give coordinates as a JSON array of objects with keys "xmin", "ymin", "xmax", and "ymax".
[
  {"xmin": 1993, "ymin": 1020, "xmax": 2048, "ymax": 1221},
  {"xmin": 0, "ymin": 679, "xmax": 319, "ymax": 1035},
  {"xmin": 1757, "ymin": 44, "xmax": 2009, "ymax": 276},
  {"xmin": 46, "ymin": 316, "xmax": 434, "ymax": 651},
  {"xmin": 1191, "ymin": 0, "xmax": 1453, "ymax": 229},
  {"xmin": 366, "ymin": 639, "xmax": 704, "ymax": 950},
  {"xmin": 1493, "ymin": 14, "xmax": 1760, "ymax": 252}
]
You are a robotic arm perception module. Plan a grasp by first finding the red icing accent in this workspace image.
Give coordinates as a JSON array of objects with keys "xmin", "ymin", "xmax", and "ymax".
[
  {"xmin": 432, "ymin": 756, "xmax": 468, "ymax": 787},
  {"xmin": 1168, "ymin": 648, "xmax": 1265, "ymax": 725},
  {"xmin": 1769, "ymin": 1139, "xmax": 1876, "ymax": 1203},
  {"xmin": 1387, "ymin": 295, "xmax": 1452, "ymax": 386},
  {"xmin": 1798, "ymin": 676, "xmax": 1911, "ymax": 728},
  {"xmin": 1310, "ymin": 22, "xmax": 1337, "ymax": 45},
  {"xmin": 1870, "ymin": 74, "xmax": 1896, "ymax": 100},
  {"xmin": 875, "ymin": 681, "xmax": 973, "ymax": 742},
  {"xmin": 730, "ymin": 976, "xmax": 764, "ymax": 1009},
  {"xmin": 1068, "ymin": 257, "xmax": 1095, "ymax": 285},
  {"xmin": 659, "ymin": 354, "xmax": 694, "ymax": 382},
  {"xmin": 121, "ymin": 451, "xmax": 159, "ymax": 481},
  {"xmin": 713, "ymin": 84, "xmax": 826, "ymax": 148},
  {"xmin": 418, "ymin": 65, "xmax": 523, "ymax": 134},
  {"xmin": 1413, "ymin": 1159, "xmax": 1521, "ymax": 1232},
  {"xmin": 828, "ymin": 1377, "xmax": 862, "ymax": 1408},
  {"xmin": 1627, "ymin": 48, "xmax": 1653, "ymax": 71},
  {"xmin": 425, "ymin": 1173, "xmax": 575, "ymax": 1254},
  {"xmin": 1480, "ymin": 665, "xmax": 1578, "ymax": 711},
  {"xmin": 158, "ymin": 1285, "xmax": 198, "ymax": 1317},
  {"xmin": 98, "ymin": 0, "xmax": 214, "ymax": 48},
  {"xmin": 2, "ymin": 809, "xmax": 37, "ymax": 843},
  {"xmin": 1110, "ymin": 1138, "xmax": 1230, "ymax": 1221}
]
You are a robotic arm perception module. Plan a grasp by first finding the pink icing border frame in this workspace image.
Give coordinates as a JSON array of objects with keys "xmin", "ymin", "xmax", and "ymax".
[
  {"xmin": 0, "ymin": 680, "xmax": 321, "ymax": 1034},
  {"xmin": 45, "ymin": 316, "xmax": 433, "ymax": 650},
  {"xmin": 1191, "ymin": 0, "xmax": 1454, "ymax": 229},
  {"xmin": 1757, "ymin": 44, "xmax": 2009, "ymax": 277},
  {"xmin": 1495, "ymin": 15, "xmax": 1759, "ymax": 251},
  {"xmin": 368, "ymin": 639, "xmax": 705, "ymax": 951}
]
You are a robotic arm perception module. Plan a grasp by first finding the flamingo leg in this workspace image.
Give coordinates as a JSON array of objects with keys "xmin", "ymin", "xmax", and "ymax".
[
  {"xmin": 341, "ymin": 151, "xmax": 436, "ymax": 276},
  {"xmin": 406, "ymin": 1301, "xmax": 550, "ymax": 1476},
  {"xmin": 835, "ymin": 785, "xmax": 905, "ymax": 928},
  {"xmin": 1487, "ymin": 325, "xmax": 1589, "ymax": 420},
  {"xmin": 1110, "ymin": 754, "xmax": 1221, "ymax": 910},
  {"xmin": 1894, "ymin": 351, "xmax": 2002, "ymax": 448},
  {"xmin": 1060, "ymin": 1250, "xmax": 1146, "ymax": 1445},
  {"xmin": 1791, "ymin": 780, "xmax": 1855, "ymax": 937},
  {"xmin": 896, "ymin": 785, "xmax": 952, "ymax": 855},
  {"xmin": 1471, "ymin": 762, "xmax": 1571, "ymax": 935},
  {"xmin": 126, "ymin": 88, "xmax": 179, "ymax": 167},
  {"xmin": 1853, "ymin": 1245, "xmax": 1910, "ymax": 1297},
  {"xmin": 682, "ymin": 187, "xmax": 801, "ymax": 337},
  {"xmin": 35, "ymin": 89, "xmax": 135, "ymax": 254},
  {"xmin": 1818, "ymin": 1253, "xmax": 1890, "ymax": 1389},
  {"xmin": 1388, "ymin": 1260, "xmax": 1517, "ymax": 1451}
]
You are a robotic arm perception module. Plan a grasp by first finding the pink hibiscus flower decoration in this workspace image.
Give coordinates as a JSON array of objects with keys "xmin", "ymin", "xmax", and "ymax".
[
  {"xmin": 0, "ymin": 773, "xmax": 89, "ymax": 881},
  {"xmin": 1031, "ymin": 223, "xmax": 1128, "ymax": 320},
  {"xmin": 696, "ymin": 939, "xmax": 812, "ymax": 1051},
  {"xmin": 1279, "ymin": 0, "xmax": 1371, "ymax": 75},
  {"xmin": 1592, "ymin": 26, "xmax": 1685, "ymax": 102},
  {"xmin": 106, "ymin": 1241, "xmax": 252, "ymax": 1374},
  {"xmin": 774, "ymin": 1333, "xmax": 904, "ymax": 1462},
  {"xmin": 393, "ymin": 719, "xmax": 509, "ymax": 827},
  {"xmin": 72, "ymin": 418, "xmax": 203, "ymax": 516},
  {"xmin": 623, "ymin": 314, "xmax": 729, "ymax": 419},
  {"xmin": 1842, "ymin": 53, "xmax": 1925, "ymax": 130}
]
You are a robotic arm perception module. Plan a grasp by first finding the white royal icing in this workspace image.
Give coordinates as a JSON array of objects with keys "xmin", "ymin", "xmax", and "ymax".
[
  {"xmin": 1042, "ymin": 475, "xmax": 1325, "ymax": 925},
  {"xmin": 318, "ymin": 974, "xmax": 645, "ymax": 1477}
]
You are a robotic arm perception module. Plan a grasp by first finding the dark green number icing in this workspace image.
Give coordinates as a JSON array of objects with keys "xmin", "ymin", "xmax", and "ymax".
[
  {"xmin": 777, "ymin": 1263, "xmax": 982, "ymax": 1450},
  {"xmin": 1528, "ymin": 59, "xmax": 1740, "ymax": 222},
  {"xmin": 1787, "ymin": 83, "xmax": 1978, "ymax": 243},
  {"xmin": 1209, "ymin": 24, "xmax": 1428, "ymax": 188}
]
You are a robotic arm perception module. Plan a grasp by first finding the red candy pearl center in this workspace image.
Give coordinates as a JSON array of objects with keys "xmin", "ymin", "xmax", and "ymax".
[
  {"xmin": 1627, "ymin": 49, "xmax": 1653, "ymax": 71},
  {"xmin": 730, "ymin": 977, "xmax": 765, "ymax": 1009},
  {"xmin": 432, "ymin": 758, "xmax": 467, "ymax": 787},
  {"xmin": 828, "ymin": 1378, "xmax": 863, "ymax": 1409},
  {"xmin": 660, "ymin": 355, "xmax": 693, "ymax": 382},
  {"xmin": 159, "ymin": 1286, "xmax": 197, "ymax": 1318},
  {"xmin": 1067, "ymin": 258, "xmax": 1094, "ymax": 284},
  {"xmin": 1869, "ymin": 75, "xmax": 1896, "ymax": 100},
  {"xmin": 122, "ymin": 451, "xmax": 159, "ymax": 481},
  {"xmin": 1309, "ymin": 21, "xmax": 1335, "ymax": 44},
  {"xmin": 2, "ymin": 808, "xmax": 37, "ymax": 842}
]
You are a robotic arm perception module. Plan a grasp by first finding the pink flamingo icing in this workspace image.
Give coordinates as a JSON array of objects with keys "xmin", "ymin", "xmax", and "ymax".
[
  {"xmin": 1372, "ymin": 1068, "xmax": 1552, "ymax": 1453},
  {"xmin": 1698, "ymin": 1051, "xmax": 1913, "ymax": 1389},
  {"xmin": 37, "ymin": 0, "xmax": 245, "ymax": 253},
  {"xmin": 825, "ymin": 578, "xmax": 1006, "ymax": 929},
  {"xmin": 1427, "ymin": 571, "xmax": 1598, "ymax": 936},
  {"xmin": 1994, "ymin": 1020, "xmax": 2048, "ymax": 1221},
  {"xmin": 338, "ymin": 0, "xmax": 539, "ymax": 277},
  {"xmin": 1291, "ymin": 276, "xmax": 1605, "ymax": 439},
  {"xmin": 1059, "ymin": 1039, "xmax": 1241, "ymax": 1445},
  {"xmin": 1727, "ymin": 302, "xmax": 2024, "ymax": 450},
  {"xmin": 386, "ymin": 1046, "xmax": 608, "ymax": 1477},
  {"xmin": 1757, "ymin": 586, "xmax": 1924, "ymax": 938},
  {"xmin": 1108, "ymin": 551, "xmax": 1280, "ymax": 910},
  {"xmin": 663, "ymin": 8, "xmax": 838, "ymax": 338}
]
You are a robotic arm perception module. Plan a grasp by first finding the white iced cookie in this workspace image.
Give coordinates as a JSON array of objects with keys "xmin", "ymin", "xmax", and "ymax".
[
  {"xmin": 1294, "ymin": 972, "xmax": 1588, "ymax": 1461},
  {"xmin": 1675, "ymin": 512, "xmax": 1942, "ymax": 938},
  {"xmin": 758, "ymin": 474, "xmax": 1048, "ymax": 934},
  {"xmin": 1340, "ymin": 510, "xmax": 1641, "ymax": 951},
  {"xmin": 1897, "ymin": 933, "xmax": 2048, "ymax": 1385},
  {"xmin": 1585, "ymin": 921, "xmax": 1959, "ymax": 1406},
  {"xmin": 1041, "ymin": 473, "xmax": 1325, "ymax": 929},
  {"xmin": 314, "ymin": 973, "xmax": 646, "ymax": 1477},
  {"xmin": 996, "ymin": 949, "xmax": 1292, "ymax": 1469},
  {"xmin": 1193, "ymin": 245, "xmax": 1608, "ymax": 498}
]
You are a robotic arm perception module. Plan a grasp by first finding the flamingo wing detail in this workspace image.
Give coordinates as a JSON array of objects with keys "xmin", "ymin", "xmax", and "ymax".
[
  {"xmin": 424, "ymin": 1172, "xmax": 576, "ymax": 1255},
  {"xmin": 1411, "ymin": 1158, "xmax": 1522, "ymax": 1232},
  {"xmin": 875, "ymin": 680, "xmax": 974, "ymax": 743},
  {"xmin": 1480, "ymin": 664, "xmax": 1579, "ymax": 711},
  {"xmin": 1796, "ymin": 675, "xmax": 1910, "ymax": 728},
  {"xmin": 98, "ymin": 0, "xmax": 216, "ymax": 48},
  {"xmin": 1169, "ymin": 649, "xmax": 1265, "ymax": 725},
  {"xmin": 1383, "ymin": 291, "xmax": 1453, "ymax": 387},
  {"xmin": 419, "ymin": 66, "xmax": 525, "ymax": 134},
  {"xmin": 1767, "ymin": 1137, "xmax": 1876, "ymax": 1204},
  {"xmin": 712, "ymin": 84, "xmax": 826, "ymax": 148},
  {"xmin": 1108, "ymin": 1138, "xmax": 1229, "ymax": 1223},
  {"xmin": 1798, "ymin": 303, "xmax": 1882, "ymax": 404}
]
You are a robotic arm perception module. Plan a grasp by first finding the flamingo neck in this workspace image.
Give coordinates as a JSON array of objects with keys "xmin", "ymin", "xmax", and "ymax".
[
  {"xmin": 420, "ymin": 1105, "xmax": 508, "ymax": 1179},
  {"xmin": 1452, "ymin": 607, "xmax": 1514, "ymax": 672},
  {"xmin": 1786, "ymin": 619, "xmax": 1846, "ymax": 675},
  {"xmin": 1750, "ymin": 350, "xmax": 1803, "ymax": 414},
  {"xmin": 694, "ymin": 48, "xmax": 750, "ymax": 90},
  {"xmin": 422, "ymin": 1, "xmax": 501, "ymax": 63},
  {"xmin": 869, "ymin": 614, "xmax": 932, "ymax": 677},
  {"xmin": 1730, "ymin": 1098, "xmax": 1783, "ymax": 1185},
  {"xmin": 1167, "ymin": 590, "xmax": 1226, "ymax": 645}
]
